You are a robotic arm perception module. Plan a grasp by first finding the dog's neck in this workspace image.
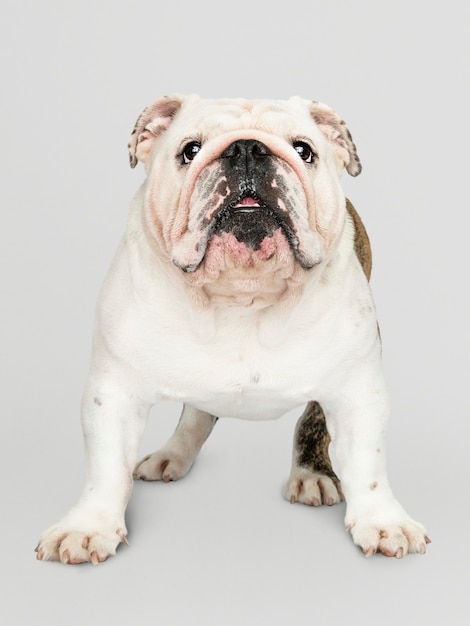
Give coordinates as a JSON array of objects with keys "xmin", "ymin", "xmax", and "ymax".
[
  {"xmin": 184, "ymin": 260, "xmax": 307, "ymax": 310},
  {"xmin": 184, "ymin": 274, "xmax": 308, "ymax": 347}
]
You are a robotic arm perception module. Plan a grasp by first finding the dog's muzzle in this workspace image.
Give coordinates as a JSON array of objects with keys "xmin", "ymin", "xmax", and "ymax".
[
  {"xmin": 211, "ymin": 140, "xmax": 291, "ymax": 249},
  {"xmin": 172, "ymin": 139, "xmax": 322, "ymax": 273}
]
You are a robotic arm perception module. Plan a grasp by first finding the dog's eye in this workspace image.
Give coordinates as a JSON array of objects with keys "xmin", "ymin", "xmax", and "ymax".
[
  {"xmin": 181, "ymin": 141, "xmax": 201, "ymax": 164},
  {"xmin": 293, "ymin": 141, "xmax": 315, "ymax": 163}
]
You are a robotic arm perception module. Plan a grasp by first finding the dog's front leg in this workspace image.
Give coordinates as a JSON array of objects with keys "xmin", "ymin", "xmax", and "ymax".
[
  {"xmin": 284, "ymin": 401, "xmax": 344, "ymax": 506},
  {"xmin": 134, "ymin": 404, "xmax": 218, "ymax": 482},
  {"xmin": 323, "ymin": 356, "xmax": 429, "ymax": 558},
  {"xmin": 36, "ymin": 374, "xmax": 149, "ymax": 564}
]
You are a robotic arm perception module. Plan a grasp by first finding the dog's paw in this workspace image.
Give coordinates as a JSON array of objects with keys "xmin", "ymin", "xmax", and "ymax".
[
  {"xmin": 346, "ymin": 513, "xmax": 430, "ymax": 558},
  {"xmin": 284, "ymin": 467, "xmax": 344, "ymax": 506},
  {"xmin": 134, "ymin": 446, "xmax": 194, "ymax": 482},
  {"xmin": 36, "ymin": 513, "xmax": 128, "ymax": 565}
]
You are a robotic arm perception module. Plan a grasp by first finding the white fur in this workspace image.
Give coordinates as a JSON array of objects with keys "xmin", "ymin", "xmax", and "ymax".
[{"xmin": 36, "ymin": 96, "xmax": 428, "ymax": 564}]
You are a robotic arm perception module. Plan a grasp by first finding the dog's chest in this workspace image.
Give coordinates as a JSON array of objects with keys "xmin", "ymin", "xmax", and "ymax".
[
  {"xmin": 171, "ymin": 321, "xmax": 308, "ymax": 418},
  {"xmin": 118, "ymin": 300, "xmax": 350, "ymax": 420}
]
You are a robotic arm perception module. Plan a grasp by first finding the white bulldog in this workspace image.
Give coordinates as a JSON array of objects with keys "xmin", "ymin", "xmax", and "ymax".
[{"xmin": 36, "ymin": 94, "xmax": 429, "ymax": 564}]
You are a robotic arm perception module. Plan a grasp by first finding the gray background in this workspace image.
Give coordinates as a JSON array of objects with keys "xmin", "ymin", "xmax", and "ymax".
[{"xmin": 1, "ymin": 0, "xmax": 468, "ymax": 624}]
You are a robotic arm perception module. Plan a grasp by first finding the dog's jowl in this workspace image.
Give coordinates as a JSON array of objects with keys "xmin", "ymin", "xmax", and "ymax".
[{"xmin": 36, "ymin": 95, "xmax": 429, "ymax": 564}]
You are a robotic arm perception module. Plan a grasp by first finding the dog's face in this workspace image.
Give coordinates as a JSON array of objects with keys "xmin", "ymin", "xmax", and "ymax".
[{"xmin": 128, "ymin": 95, "xmax": 361, "ymax": 304}]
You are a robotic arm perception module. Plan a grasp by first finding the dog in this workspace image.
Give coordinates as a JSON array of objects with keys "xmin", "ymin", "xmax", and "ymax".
[{"xmin": 36, "ymin": 94, "xmax": 429, "ymax": 564}]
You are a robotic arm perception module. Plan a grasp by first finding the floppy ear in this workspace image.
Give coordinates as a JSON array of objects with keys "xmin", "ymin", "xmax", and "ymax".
[
  {"xmin": 309, "ymin": 101, "xmax": 362, "ymax": 176},
  {"xmin": 128, "ymin": 95, "xmax": 185, "ymax": 168}
]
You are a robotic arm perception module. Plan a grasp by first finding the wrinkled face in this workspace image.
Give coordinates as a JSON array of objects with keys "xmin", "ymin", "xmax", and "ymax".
[{"xmin": 129, "ymin": 95, "xmax": 360, "ymax": 304}]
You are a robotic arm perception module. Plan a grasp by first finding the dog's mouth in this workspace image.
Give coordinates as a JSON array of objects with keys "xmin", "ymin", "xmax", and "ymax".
[
  {"xmin": 211, "ymin": 193, "xmax": 299, "ymax": 252},
  {"xmin": 173, "ymin": 189, "xmax": 318, "ymax": 273}
]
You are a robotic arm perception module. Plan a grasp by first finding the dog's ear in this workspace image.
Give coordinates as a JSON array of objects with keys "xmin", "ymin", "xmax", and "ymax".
[
  {"xmin": 128, "ymin": 95, "xmax": 185, "ymax": 168},
  {"xmin": 309, "ymin": 102, "xmax": 362, "ymax": 176}
]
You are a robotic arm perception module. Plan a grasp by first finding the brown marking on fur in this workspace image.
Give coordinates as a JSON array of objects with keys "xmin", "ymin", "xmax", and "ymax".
[
  {"xmin": 370, "ymin": 481, "xmax": 378, "ymax": 490},
  {"xmin": 309, "ymin": 103, "xmax": 362, "ymax": 176},
  {"xmin": 294, "ymin": 401, "xmax": 340, "ymax": 487},
  {"xmin": 346, "ymin": 198, "xmax": 372, "ymax": 281},
  {"xmin": 346, "ymin": 198, "xmax": 382, "ymax": 340}
]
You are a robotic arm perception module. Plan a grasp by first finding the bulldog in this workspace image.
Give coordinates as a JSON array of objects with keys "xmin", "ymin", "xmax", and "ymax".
[{"xmin": 36, "ymin": 94, "xmax": 429, "ymax": 564}]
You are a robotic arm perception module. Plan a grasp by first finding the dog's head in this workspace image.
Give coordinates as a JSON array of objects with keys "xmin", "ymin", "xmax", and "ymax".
[{"xmin": 128, "ymin": 95, "xmax": 361, "ymax": 305}]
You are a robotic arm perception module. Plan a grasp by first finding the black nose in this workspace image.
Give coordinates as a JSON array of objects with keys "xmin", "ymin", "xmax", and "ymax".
[{"xmin": 221, "ymin": 139, "xmax": 271, "ymax": 166}]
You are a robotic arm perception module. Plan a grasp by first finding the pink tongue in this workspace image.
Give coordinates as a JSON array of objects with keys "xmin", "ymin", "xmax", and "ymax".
[{"xmin": 235, "ymin": 197, "xmax": 260, "ymax": 207}]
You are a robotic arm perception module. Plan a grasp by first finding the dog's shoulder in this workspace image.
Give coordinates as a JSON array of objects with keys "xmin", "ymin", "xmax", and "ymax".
[{"xmin": 346, "ymin": 199, "xmax": 372, "ymax": 282}]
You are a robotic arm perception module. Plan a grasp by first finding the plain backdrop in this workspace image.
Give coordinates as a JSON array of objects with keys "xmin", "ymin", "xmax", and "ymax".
[{"xmin": 1, "ymin": 1, "xmax": 469, "ymax": 624}]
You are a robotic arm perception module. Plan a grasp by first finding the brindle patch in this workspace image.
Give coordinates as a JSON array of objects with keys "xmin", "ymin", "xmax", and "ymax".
[
  {"xmin": 346, "ymin": 198, "xmax": 372, "ymax": 281},
  {"xmin": 294, "ymin": 401, "xmax": 340, "ymax": 484}
]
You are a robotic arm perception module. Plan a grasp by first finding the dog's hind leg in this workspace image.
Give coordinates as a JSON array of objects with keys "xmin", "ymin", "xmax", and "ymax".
[
  {"xmin": 134, "ymin": 404, "xmax": 217, "ymax": 482},
  {"xmin": 284, "ymin": 401, "xmax": 343, "ymax": 506}
]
